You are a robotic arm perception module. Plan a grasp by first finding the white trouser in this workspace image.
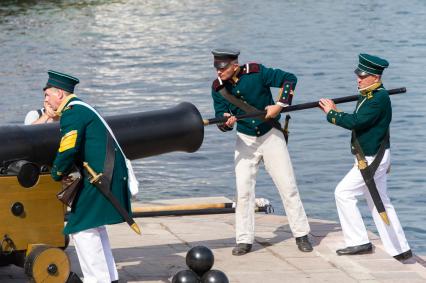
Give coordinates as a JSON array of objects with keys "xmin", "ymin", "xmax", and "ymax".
[
  {"xmin": 71, "ymin": 226, "xmax": 118, "ymax": 283},
  {"xmin": 234, "ymin": 128, "xmax": 310, "ymax": 244},
  {"xmin": 335, "ymin": 149, "xmax": 410, "ymax": 256}
]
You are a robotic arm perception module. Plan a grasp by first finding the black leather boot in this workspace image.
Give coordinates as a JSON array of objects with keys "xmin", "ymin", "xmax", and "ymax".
[
  {"xmin": 394, "ymin": 249, "xmax": 412, "ymax": 261},
  {"xmin": 232, "ymin": 243, "xmax": 252, "ymax": 256},
  {"xmin": 336, "ymin": 243, "xmax": 373, "ymax": 255},
  {"xmin": 295, "ymin": 235, "xmax": 313, "ymax": 252}
]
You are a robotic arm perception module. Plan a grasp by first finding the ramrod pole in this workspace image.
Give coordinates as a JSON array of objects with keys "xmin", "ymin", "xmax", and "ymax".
[{"xmin": 203, "ymin": 87, "xmax": 406, "ymax": 126}]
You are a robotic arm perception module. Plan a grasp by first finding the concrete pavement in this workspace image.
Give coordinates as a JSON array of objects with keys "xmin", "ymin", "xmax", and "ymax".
[{"xmin": 1, "ymin": 197, "xmax": 425, "ymax": 282}]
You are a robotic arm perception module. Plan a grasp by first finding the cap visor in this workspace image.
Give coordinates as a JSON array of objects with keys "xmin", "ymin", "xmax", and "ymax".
[
  {"xmin": 214, "ymin": 61, "xmax": 230, "ymax": 69},
  {"xmin": 354, "ymin": 68, "xmax": 370, "ymax": 77}
]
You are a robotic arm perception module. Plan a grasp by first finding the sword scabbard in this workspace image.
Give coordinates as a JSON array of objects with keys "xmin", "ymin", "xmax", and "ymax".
[
  {"xmin": 83, "ymin": 162, "xmax": 142, "ymax": 234},
  {"xmin": 283, "ymin": 115, "xmax": 291, "ymax": 144},
  {"xmin": 379, "ymin": 212, "xmax": 390, "ymax": 225},
  {"xmin": 131, "ymin": 223, "xmax": 142, "ymax": 235}
]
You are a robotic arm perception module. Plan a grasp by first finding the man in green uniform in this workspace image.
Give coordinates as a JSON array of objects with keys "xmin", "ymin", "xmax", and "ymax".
[
  {"xmin": 210, "ymin": 49, "xmax": 312, "ymax": 255},
  {"xmin": 319, "ymin": 54, "xmax": 412, "ymax": 260},
  {"xmin": 45, "ymin": 70, "xmax": 131, "ymax": 282}
]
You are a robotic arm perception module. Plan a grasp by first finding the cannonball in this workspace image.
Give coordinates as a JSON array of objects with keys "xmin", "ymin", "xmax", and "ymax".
[
  {"xmin": 172, "ymin": 269, "xmax": 200, "ymax": 283},
  {"xmin": 201, "ymin": 270, "xmax": 229, "ymax": 283},
  {"xmin": 185, "ymin": 246, "xmax": 214, "ymax": 276}
]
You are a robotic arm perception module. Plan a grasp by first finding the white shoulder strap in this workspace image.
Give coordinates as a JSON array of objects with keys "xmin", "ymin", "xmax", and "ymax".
[
  {"xmin": 69, "ymin": 100, "xmax": 140, "ymax": 195},
  {"xmin": 68, "ymin": 101, "xmax": 126, "ymax": 158}
]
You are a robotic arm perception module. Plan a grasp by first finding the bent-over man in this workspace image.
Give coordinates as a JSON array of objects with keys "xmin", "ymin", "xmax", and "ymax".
[
  {"xmin": 210, "ymin": 49, "xmax": 312, "ymax": 256},
  {"xmin": 46, "ymin": 70, "xmax": 132, "ymax": 282}
]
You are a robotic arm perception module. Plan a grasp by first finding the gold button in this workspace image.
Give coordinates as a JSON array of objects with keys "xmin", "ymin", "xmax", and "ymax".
[
  {"xmin": 237, "ymin": 90, "xmax": 240, "ymax": 93},
  {"xmin": 257, "ymin": 131, "xmax": 260, "ymax": 134},
  {"xmin": 252, "ymin": 120, "xmax": 255, "ymax": 123}
]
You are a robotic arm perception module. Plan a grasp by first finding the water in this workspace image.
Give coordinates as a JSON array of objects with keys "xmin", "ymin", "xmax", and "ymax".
[{"xmin": 1, "ymin": 0, "xmax": 425, "ymax": 254}]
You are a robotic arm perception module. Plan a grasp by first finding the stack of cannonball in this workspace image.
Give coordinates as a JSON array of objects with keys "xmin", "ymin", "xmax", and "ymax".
[{"xmin": 172, "ymin": 246, "xmax": 229, "ymax": 283}]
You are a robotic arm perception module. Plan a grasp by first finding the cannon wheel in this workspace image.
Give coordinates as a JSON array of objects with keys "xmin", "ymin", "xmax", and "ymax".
[{"xmin": 24, "ymin": 245, "xmax": 70, "ymax": 283}]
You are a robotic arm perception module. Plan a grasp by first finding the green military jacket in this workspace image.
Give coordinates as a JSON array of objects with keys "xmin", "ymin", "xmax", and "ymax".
[
  {"xmin": 51, "ymin": 95, "xmax": 131, "ymax": 234},
  {"xmin": 326, "ymin": 85, "xmax": 391, "ymax": 156},
  {"xmin": 211, "ymin": 63, "xmax": 297, "ymax": 137}
]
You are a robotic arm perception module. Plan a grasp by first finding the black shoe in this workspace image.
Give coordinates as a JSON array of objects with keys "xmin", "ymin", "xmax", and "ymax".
[
  {"xmin": 66, "ymin": 272, "xmax": 83, "ymax": 283},
  {"xmin": 336, "ymin": 243, "xmax": 373, "ymax": 256},
  {"xmin": 295, "ymin": 235, "xmax": 313, "ymax": 252},
  {"xmin": 394, "ymin": 250, "xmax": 413, "ymax": 261},
  {"xmin": 232, "ymin": 243, "xmax": 252, "ymax": 256}
]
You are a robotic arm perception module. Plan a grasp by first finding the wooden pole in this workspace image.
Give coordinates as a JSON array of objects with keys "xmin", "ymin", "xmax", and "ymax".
[{"xmin": 131, "ymin": 202, "xmax": 271, "ymax": 217}]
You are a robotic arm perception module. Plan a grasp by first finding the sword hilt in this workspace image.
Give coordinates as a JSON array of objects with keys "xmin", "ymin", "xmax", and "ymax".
[
  {"xmin": 357, "ymin": 159, "xmax": 368, "ymax": 170},
  {"xmin": 83, "ymin": 162, "xmax": 102, "ymax": 183},
  {"xmin": 283, "ymin": 114, "xmax": 291, "ymax": 132}
]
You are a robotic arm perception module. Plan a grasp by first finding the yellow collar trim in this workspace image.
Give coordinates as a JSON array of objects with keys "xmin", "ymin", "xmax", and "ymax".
[
  {"xmin": 56, "ymin": 94, "xmax": 77, "ymax": 116},
  {"xmin": 231, "ymin": 67, "xmax": 241, "ymax": 84},
  {"xmin": 359, "ymin": 82, "xmax": 382, "ymax": 97}
]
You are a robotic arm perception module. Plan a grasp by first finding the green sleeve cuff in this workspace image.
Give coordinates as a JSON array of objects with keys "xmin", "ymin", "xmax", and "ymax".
[
  {"xmin": 51, "ymin": 166, "xmax": 63, "ymax": 181},
  {"xmin": 326, "ymin": 110, "xmax": 339, "ymax": 125}
]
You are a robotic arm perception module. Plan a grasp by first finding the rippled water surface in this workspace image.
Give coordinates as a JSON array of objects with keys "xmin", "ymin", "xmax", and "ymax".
[{"xmin": 1, "ymin": 0, "xmax": 425, "ymax": 254}]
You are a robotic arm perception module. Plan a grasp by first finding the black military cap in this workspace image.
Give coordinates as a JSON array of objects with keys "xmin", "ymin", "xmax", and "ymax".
[
  {"xmin": 212, "ymin": 48, "xmax": 240, "ymax": 69},
  {"xmin": 44, "ymin": 70, "xmax": 79, "ymax": 93},
  {"xmin": 354, "ymin": 53, "xmax": 389, "ymax": 76}
]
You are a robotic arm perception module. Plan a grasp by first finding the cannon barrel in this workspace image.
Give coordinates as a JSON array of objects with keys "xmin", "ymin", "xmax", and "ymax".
[{"xmin": 0, "ymin": 102, "xmax": 204, "ymax": 167}]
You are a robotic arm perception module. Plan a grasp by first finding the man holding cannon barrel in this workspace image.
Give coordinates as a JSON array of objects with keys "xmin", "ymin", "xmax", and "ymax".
[
  {"xmin": 210, "ymin": 49, "xmax": 312, "ymax": 255},
  {"xmin": 44, "ymin": 70, "xmax": 136, "ymax": 282},
  {"xmin": 319, "ymin": 54, "xmax": 412, "ymax": 260}
]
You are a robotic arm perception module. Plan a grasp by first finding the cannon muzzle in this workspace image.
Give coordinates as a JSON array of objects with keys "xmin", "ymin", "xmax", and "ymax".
[{"xmin": 0, "ymin": 102, "xmax": 204, "ymax": 167}]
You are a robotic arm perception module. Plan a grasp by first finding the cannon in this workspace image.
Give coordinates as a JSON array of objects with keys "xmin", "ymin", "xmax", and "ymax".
[
  {"xmin": 0, "ymin": 102, "xmax": 204, "ymax": 167},
  {"xmin": 0, "ymin": 102, "xmax": 204, "ymax": 282}
]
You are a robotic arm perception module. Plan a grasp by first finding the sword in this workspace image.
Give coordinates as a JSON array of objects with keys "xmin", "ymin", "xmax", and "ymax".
[
  {"xmin": 83, "ymin": 162, "xmax": 141, "ymax": 235},
  {"xmin": 353, "ymin": 128, "xmax": 390, "ymax": 226},
  {"xmin": 357, "ymin": 160, "xmax": 390, "ymax": 225},
  {"xmin": 283, "ymin": 115, "xmax": 291, "ymax": 144}
]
